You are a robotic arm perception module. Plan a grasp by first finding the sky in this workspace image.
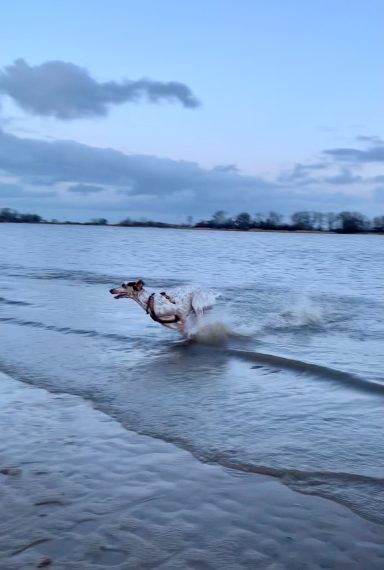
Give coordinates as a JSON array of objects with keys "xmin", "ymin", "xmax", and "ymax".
[{"xmin": 1, "ymin": 0, "xmax": 384, "ymax": 223}]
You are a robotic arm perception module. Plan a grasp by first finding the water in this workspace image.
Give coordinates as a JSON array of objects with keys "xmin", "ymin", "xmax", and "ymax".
[{"xmin": 1, "ymin": 224, "xmax": 383, "ymax": 524}]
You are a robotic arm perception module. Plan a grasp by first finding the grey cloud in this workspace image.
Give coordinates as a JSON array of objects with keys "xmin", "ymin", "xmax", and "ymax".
[
  {"xmin": 0, "ymin": 129, "xmax": 274, "ymax": 198},
  {"xmin": 0, "ymin": 181, "xmax": 56, "ymax": 198},
  {"xmin": 324, "ymin": 146, "xmax": 384, "ymax": 163},
  {"xmin": 67, "ymin": 184, "xmax": 105, "ymax": 195},
  {"xmin": 0, "ymin": 128, "xmax": 294, "ymax": 219},
  {"xmin": 0, "ymin": 129, "xmax": 382, "ymax": 221},
  {"xmin": 0, "ymin": 59, "xmax": 200, "ymax": 119},
  {"xmin": 278, "ymin": 162, "xmax": 327, "ymax": 184},
  {"xmin": 324, "ymin": 169, "xmax": 362, "ymax": 185},
  {"xmin": 356, "ymin": 135, "xmax": 384, "ymax": 145},
  {"xmin": 213, "ymin": 164, "xmax": 239, "ymax": 173}
]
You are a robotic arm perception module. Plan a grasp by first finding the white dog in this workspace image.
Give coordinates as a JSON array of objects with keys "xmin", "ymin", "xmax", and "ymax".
[{"xmin": 109, "ymin": 279, "xmax": 217, "ymax": 336}]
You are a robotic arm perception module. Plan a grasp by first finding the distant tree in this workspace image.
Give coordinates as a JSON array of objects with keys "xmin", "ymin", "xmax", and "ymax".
[
  {"xmin": 234, "ymin": 212, "xmax": 252, "ymax": 229},
  {"xmin": 266, "ymin": 211, "xmax": 282, "ymax": 228},
  {"xmin": 372, "ymin": 215, "xmax": 384, "ymax": 232},
  {"xmin": 90, "ymin": 218, "xmax": 108, "ymax": 225},
  {"xmin": 18, "ymin": 213, "xmax": 43, "ymax": 223},
  {"xmin": 291, "ymin": 211, "xmax": 314, "ymax": 230},
  {"xmin": 325, "ymin": 212, "xmax": 338, "ymax": 231},
  {"xmin": 119, "ymin": 217, "xmax": 132, "ymax": 226},
  {"xmin": 212, "ymin": 210, "xmax": 228, "ymax": 227},
  {"xmin": 0, "ymin": 208, "xmax": 43, "ymax": 223},
  {"xmin": 311, "ymin": 211, "xmax": 324, "ymax": 230},
  {"xmin": 0, "ymin": 208, "xmax": 19, "ymax": 222},
  {"xmin": 253, "ymin": 213, "xmax": 264, "ymax": 227},
  {"xmin": 187, "ymin": 215, "xmax": 193, "ymax": 226},
  {"xmin": 335, "ymin": 211, "xmax": 370, "ymax": 233}
]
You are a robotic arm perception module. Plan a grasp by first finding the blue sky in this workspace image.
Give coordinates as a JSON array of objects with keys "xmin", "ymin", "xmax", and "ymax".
[{"xmin": 1, "ymin": 0, "xmax": 384, "ymax": 222}]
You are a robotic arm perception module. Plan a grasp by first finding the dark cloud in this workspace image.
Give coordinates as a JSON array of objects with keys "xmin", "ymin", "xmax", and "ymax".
[
  {"xmin": 324, "ymin": 134, "xmax": 384, "ymax": 164},
  {"xmin": 324, "ymin": 146, "xmax": 384, "ymax": 163},
  {"xmin": 67, "ymin": 184, "xmax": 105, "ymax": 195},
  {"xmin": 0, "ymin": 129, "xmax": 273, "ymax": 198},
  {"xmin": 0, "ymin": 59, "xmax": 200, "ymax": 119},
  {"xmin": 0, "ymin": 129, "xmax": 382, "ymax": 221},
  {"xmin": 0, "ymin": 128, "xmax": 297, "ymax": 218}
]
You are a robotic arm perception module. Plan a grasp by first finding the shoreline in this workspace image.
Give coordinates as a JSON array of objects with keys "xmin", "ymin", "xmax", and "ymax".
[
  {"xmin": 1, "ymin": 221, "xmax": 383, "ymax": 236},
  {"xmin": 1, "ymin": 371, "xmax": 383, "ymax": 570}
]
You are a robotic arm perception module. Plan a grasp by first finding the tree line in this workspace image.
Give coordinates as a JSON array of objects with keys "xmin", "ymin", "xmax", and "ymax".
[
  {"xmin": 196, "ymin": 210, "xmax": 384, "ymax": 233},
  {"xmin": 1, "ymin": 207, "xmax": 384, "ymax": 234},
  {"xmin": 0, "ymin": 208, "xmax": 43, "ymax": 224}
]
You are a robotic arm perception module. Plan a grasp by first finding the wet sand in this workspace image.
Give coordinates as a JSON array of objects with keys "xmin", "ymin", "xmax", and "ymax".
[{"xmin": 1, "ymin": 372, "xmax": 383, "ymax": 570}]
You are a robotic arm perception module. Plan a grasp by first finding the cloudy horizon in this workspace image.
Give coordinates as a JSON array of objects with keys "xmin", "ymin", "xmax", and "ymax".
[{"xmin": 1, "ymin": 1, "xmax": 383, "ymax": 223}]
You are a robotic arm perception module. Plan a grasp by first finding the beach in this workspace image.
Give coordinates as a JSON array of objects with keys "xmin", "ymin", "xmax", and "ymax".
[{"xmin": 1, "ymin": 371, "xmax": 384, "ymax": 570}]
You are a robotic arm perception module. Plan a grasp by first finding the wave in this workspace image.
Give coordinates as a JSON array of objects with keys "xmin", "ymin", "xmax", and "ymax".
[
  {"xmin": 2, "ymin": 267, "xmax": 190, "ymax": 289},
  {"xmin": 2, "ymin": 310, "xmax": 383, "ymax": 395},
  {"xmin": 0, "ymin": 316, "xmax": 135, "ymax": 343},
  {"xmin": 227, "ymin": 347, "xmax": 384, "ymax": 394},
  {"xmin": 0, "ymin": 296, "xmax": 32, "ymax": 306}
]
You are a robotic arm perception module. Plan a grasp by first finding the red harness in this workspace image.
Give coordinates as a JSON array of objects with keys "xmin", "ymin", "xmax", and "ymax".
[{"xmin": 146, "ymin": 293, "xmax": 180, "ymax": 324}]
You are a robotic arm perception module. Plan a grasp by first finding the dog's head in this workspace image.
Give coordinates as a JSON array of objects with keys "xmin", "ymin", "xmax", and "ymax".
[
  {"xmin": 109, "ymin": 280, "xmax": 145, "ymax": 299},
  {"xmin": 109, "ymin": 282, "xmax": 137, "ymax": 299}
]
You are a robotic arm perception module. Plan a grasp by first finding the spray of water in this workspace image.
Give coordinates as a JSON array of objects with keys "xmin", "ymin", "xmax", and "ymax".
[
  {"xmin": 185, "ymin": 308, "xmax": 251, "ymax": 345},
  {"xmin": 265, "ymin": 295, "xmax": 325, "ymax": 331}
]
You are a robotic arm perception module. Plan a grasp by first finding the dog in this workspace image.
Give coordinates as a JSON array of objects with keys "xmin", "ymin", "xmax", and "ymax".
[{"xmin": 109, "ymin": 279, "xmax": 217, "ymax": 336}]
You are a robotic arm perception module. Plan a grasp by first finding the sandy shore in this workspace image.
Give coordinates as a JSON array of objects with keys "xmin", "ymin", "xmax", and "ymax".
[{"xmin": 1, "ymin": 372, "xmax": 383, "ymax": 570}]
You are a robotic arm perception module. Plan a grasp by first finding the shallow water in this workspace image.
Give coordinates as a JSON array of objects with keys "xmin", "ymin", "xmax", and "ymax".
[{"xmin": 0, "ymin": 224, "xmax": 383, "ymax": 524}]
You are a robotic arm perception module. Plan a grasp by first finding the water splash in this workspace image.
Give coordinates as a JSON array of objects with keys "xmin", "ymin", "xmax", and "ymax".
[
  {"xmin": 266, "ymin": 295, "xmax": 325, "ymax": 330},
  {"xmin": 185, "ymin": 309, "xmax": 248, "ymax": 345}
]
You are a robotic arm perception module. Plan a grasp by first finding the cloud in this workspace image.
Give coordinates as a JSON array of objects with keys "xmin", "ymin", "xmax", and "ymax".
[
  {"xmin": 356, "ymin": 135, "xmax": 384, "ymax": 145},
  {"xmin": 0, "ymin": 129, "xmax": 382, "ymax": 221},
  {"xmin": 67, "ymin": 184, "xmax": 105, "ymax": 195},
  {"xmin": 0, "ymin": 129, "xmax": 272, "ymax": 198},
  {"xmin": 324, "ymin": 135, "xmax": 384, "ymax": 164},
  {"xmin": 324, "ymin": 168, "xmax": 362, "ymax": 185},
  {"xmin": 0, "ymin": 181, "xmax": 56, "ymax": 198},
  {"xmin": 213, "ymin": 164, "xmax": 239, "ymax": 173},
  {"xmin": 277, "ymin": 162, "xmax": 328, "ymax": 184},
  {"xmin": 0, "ymin": 59, "xmax": 200, "ymax": 119},
  {"xmin": 324, "ymin": 146, "xmax": 384, "ymax": 163}
]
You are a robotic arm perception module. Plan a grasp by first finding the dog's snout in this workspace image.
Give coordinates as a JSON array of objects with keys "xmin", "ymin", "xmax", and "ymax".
[{"xmin": 109, "ymin": 288, "xmax": 115, "ymax": 294}]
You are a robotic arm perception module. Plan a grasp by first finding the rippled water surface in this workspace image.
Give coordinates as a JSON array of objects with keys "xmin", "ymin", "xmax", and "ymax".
[{"xmin": 1, "ymin": 224, "xmax": 383, "ymax": 523}]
